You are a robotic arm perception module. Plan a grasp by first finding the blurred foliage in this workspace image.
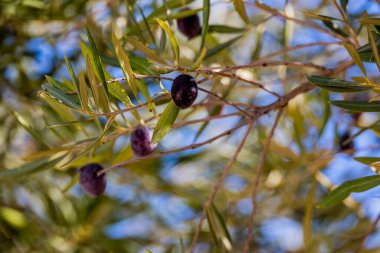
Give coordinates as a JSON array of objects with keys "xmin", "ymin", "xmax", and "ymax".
[{"xmin": 1, "ymin": 0, "xmax": 380, "ymax": 252}]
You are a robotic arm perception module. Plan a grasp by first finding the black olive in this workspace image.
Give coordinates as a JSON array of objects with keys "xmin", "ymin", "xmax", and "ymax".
[
  {"xmin": 79, "ymin": 163, "xmax": 106, "ymax": 196},
  {"xmin": 339, "ymin": 131, "xmax": 354, "ymax": 151},
  {"xmin": 130, "ymin": 126, "xmax": 157, "ymax": 156},
  {"xmin": 176, "ymin": 12, "xmax": 201, "ymax": 40},
  {"xmin": 171, "ymin": 74, "xmax": 198, "ymax": 109}
]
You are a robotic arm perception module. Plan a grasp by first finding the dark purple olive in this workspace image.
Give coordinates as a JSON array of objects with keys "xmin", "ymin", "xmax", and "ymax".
[
  {"xmin": 79, "ymin": 163, "xmax": 106, "ymax": 196},
  {"xmin": 130, "ymin": 126, "xmax": 157, "ymax": 157},
  {"xmin": 171, "ymin": 74, "xmax": 198, "ymax": 109},
  {"xmin": 338, "ymin": 131, "xmax": 354, "ymax": 151},
  {"xmin": 176, "ymin": 11, "xmax": 201, "ymax": 39}
]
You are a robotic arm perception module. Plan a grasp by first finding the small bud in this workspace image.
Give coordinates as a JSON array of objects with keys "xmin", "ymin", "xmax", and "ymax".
[
  {"xmin": 171, "ymin": 74, "xmax": 198, "ymax": 109},
  {"xmin": 176, "ymin": 12, "xmax": 201, "ymax": 40},
  {"xmin": 130, "ymin": 126, "xmax": 157, "ymax": 156},
  {"xmin": 79, "ymin": 163, "xmax": 106, "ymax": 196}
]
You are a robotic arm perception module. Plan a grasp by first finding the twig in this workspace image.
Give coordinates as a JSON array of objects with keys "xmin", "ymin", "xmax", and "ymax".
[
  {"xmin": 243, "ymin": 109, "xmax": 283, "ymax": 253},
  {"xmin": 198, "ymin": 87, "xmax": 252, "ymax": 117},
  {"xmin": 251, "ymin": 0, "xmax": 349, "ymax": 42},
  {"xmin": 187, "ymin": 121, "xmax": 255, "ymax": 253},
  {"xmin": 199, "ymin": 70, "xmax": 281, "ymax": 98},
  {"xmin": 254, "ymin": 42, "xmax": 345, "ymax": 63},
  {"xmin": 356, "ymin": 213, "xmax": 380, "ymax": 253},
  {"xmin": 201, "ymin": 61, "xmax": 331, "ymax": 73},
  {"xmin": 98, "ymin": 120, "xmax": 250, "ymax": 175}
]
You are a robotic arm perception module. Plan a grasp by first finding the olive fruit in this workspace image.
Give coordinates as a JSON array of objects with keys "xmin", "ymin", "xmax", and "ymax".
[
  {"xmin": 176, "ymin": 12, "xmax": 201, "ymax": 39},
  {"xmin": 171, "ymin": 74, "xmax": 198, "ymax": 109},
  {"xmin": 130, "ymin": 126, "xmax": 157, "ymax": 157},
  {"xmin": 338, "ymin": 131, "xmax": 354, "ymax": 151},
  {"xmin": 79, "ymin": 163, "xmax": 106, "ymax": 196}
]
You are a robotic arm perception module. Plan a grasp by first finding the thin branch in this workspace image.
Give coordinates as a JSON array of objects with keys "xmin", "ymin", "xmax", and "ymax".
[
  {"xmin": 187, "ymin": 121, "xmax": 255, "ymax": 253},
  {"xmin": 243, "ymin": 109, "xmax": 283, "ymax": 253},
  {"xmin": 172, "ymin": 112, "xmax": 243, "ymax": 128},
  {"xmin": 198, "ymin": 87, "xmax": 252, "ymax": 117},
  {"xmin": 98, "ymin": 120, "xmax": 250, "ymax": 175},
  {"xmin": 356, "ymin": 213, "xmax": 380, "ymax": 253},
  {"xmin": 201, "ymin": 61, "xmax": 331, "ymax": 73},
  {"xmin": 332, "ymin": 0, "xmax": 359, "ymax": 47},
  {"xmin": 199, "ymin": 70, "xmax": 281, "ymax": 98},
  {"xmin": 254, "ymin": 41, "xmax": 345, "ymax": 62},
  {"xmin": 251, "ymin": 0, "xmax": 350, "ymax": 42}
]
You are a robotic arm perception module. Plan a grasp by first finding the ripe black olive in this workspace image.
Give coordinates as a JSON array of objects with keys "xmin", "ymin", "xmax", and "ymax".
[
  {"xmin": 79, "ymin": 163, "xmax": 106, "ymax": 196},
  {"xmin": 176, "ymin": 12, "xmax": 201, "ymax": 40},
  {"xmin": 130, "ymin": 126, "xmax": 157, "ymax": 156},
  {"xmin": 171, "ymin": 74, "xmax": 198, "ymax": 109},
  {"xmin": 338, "ymin": 131, "xmax": 354, "ymax": 151}
]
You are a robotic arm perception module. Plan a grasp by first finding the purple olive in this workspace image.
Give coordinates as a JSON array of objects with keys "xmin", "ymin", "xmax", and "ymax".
[
  {"xmin": 176, "ymin": 11, "xmax": 201, "ymax": 39},
  {"xmin": 171, "ymin": 74, "xmax": 198, "ymax": 109},
  {"xmin": 130, "ymin": 126, "xmax": 157, "ymax": 157},
  {"xmin": 338, "ymin": 131, "xmax": 354, "ymax": 151},
  {"xmin": 79, "ymin": 163, "xmax": 106, "ymax": 196}
]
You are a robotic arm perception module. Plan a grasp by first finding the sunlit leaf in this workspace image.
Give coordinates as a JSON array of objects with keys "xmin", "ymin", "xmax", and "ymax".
[
  {"xmin": 208, "ymin": 25, "xmax": 246, "ymax": 34},
  {"xmin": 0, "ymin": 156, "xmax": 65, "ymax": 181},
  {"xmin": 303, "ymin": 179, "xmax": 316, "ymax": 246},
  {"xmin": 86, "ymin": 56, "xmax": 110, "ymax": 113},
  {"xmin": 205, "ymin": 35, "xmax": 243, "ymax": 59},
  {"xmin": 78, "ymin": 71, "xmax": 89, "ymax": 112},
  {"xmin": 190, "ymin": 47, "xmax": 207, "ymax": 70},
  {"xmin": 307, "ymin": 75, "xmax": 372, "ymax": 92},
  {"xmin": 344, "ymin": 43, "xmax": 367, "ymax": 76},
  {"xmin": 357, "ymin": 18, "xmax": 380, "ymax": 25},
  {"xmin": 330, "ymin": 100, "xmax": 380, "ymax": 112},
  {"xmin": 125, "ymin": 36, "xmax": 166, "ymax": 64},
  {"xmin": 368, "ymin": 26, "xmax": 380, "ymax": 72},
  {"xmin": 151, "ymin": 100, "xmax": 180, "ymax": 144},
  {"xmin": 112, "ymin": 33, "xmax": 139, "ymax": 101},
  {"xmin": 354, "ymin": 157, "xmax": 380, "ymax": 165},
  {"xmin": 42, "ymin": 84, "xmax": 81, "ymax": 110},
  {"xmin": 199, "ymin": 0, "xmax": 210, "ymax": 56},
  {"xmin": 319, "ymin": 175, "xmax": 380, "ymax": 208},
  {"xmin": 232, "ymin": 0, "xmax": 250, "ymax": 24},
  {"xmin": 86, "ymin": 27, "xmax": 109, "ymax": 95},
  {"xmin": 155, "ymin": 18, "xmax": 180, "ymax": 65}
]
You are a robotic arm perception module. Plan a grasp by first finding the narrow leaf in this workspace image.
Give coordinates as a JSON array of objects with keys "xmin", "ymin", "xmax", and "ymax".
[
  {"xmin": 232, "ymin": 0, "xmax": 250, "ymax": 24},
  {"xmin": 344, "ymin": 43, "xmax": 367, "ymax": 76},
  {"xmin": 358, "ymin": 18, "xmax": 380, "ymax": 26},
  {"xmin": 42, "ymin": 84, "xmax": 81, "ymax": 109},
  {"xmin": 340, "ymin": 0, "xmax": 348, "ymax": 12},
  {"xmin": 303, "ymin": 179, "xmax": 316, "ymax": 247},
  {"xmin": 64, "ymin": 54, "xmax": 79, "ymax": 89},
  {"xmin": 45, "ymin": 76, "xmax": 73, "ymax": 93},
  {"xmin": 205, "ymin": 35, "xmax": 243, "ymax": 59},
  {"xmin": 112, "ymin": 33, "xmax": 139, "ymax": 101},
  {"xmin": 155, "ymin": 18, "xmax": 180, "ymax": 65},
  {"xmin": 0, "ymin": 156, "xmax": 65, "ymax": 181},
  {"xmin": 86, "ymin": 56, "xmax": 110, "ymax": 113},
  {"xmin": 151, "ymin": 100, "xmax": 180, "ymax": 144},
  {"xmin": 319, "ymin": 175, "xmax": 380, "ymax": 208},
  {"xmin": 86, "ymin": 27, "xmax": 108, "ymax": 94},
  {"xmin": 307, "ymin": 75, "xmax": 373, "ymax": 93},
  {"xmin": 190, "ymin": 47, "xmax": 207, "ymax": 70},
  {"xmin": 208, "ymin": 25, "xmax": 246, "ymax": 34},
  {"xmin": 354, "ymin": 157, "xmax": 380, "ymax": 165},
  {"xmin": 199, "ymin": 0, "xmax": 210, "ymax": 57},
  {"xmin": 330, "ymin": 100, "xmax": 380, "ymax": 112},
  {"xmin": 125, "ymin": 36, "xmax": 166, "ymax": 64},
  {"xmin": 78, "ymin": 71, "xmax": 89, "ymax": 112},
  {"xmin": 368, "ymin": 27, "xmax": 380, "ymax": 72}
]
